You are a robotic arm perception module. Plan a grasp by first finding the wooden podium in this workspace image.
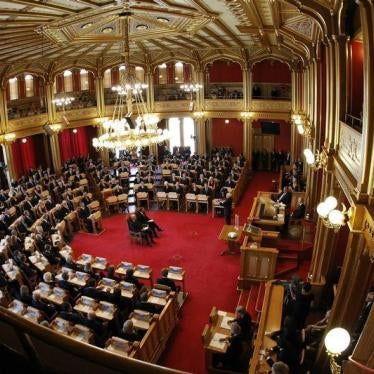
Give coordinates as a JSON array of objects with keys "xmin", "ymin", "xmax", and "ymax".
[{"xmin": 237, "ymin": 236, "xmax": 278, "ymax": 290}]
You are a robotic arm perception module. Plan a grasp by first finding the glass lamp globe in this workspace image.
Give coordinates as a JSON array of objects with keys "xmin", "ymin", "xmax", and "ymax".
[
  {"xmin": 325, "ymin": 196, "xmax": 338, "ymax": 210},
  {"xmin": 297, "ymin": 124, "xmax": 305, "ymax": 135},
  {"xmin": 303, "ymin": 149, "xmax": 315, "ymax": 165},
  {"xmin": 317, "ymin": 202, "xmax": 330, "ymax": 218},
  {"xmin": 324, "ymin": 328, "xmax": 350, "ymax": 355},
  {"xmin": 328, "ymin": 209, "xmax": 345, "ymax": 226}
]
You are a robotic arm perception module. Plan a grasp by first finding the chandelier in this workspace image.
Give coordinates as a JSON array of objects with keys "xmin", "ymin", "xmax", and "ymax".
[
  {"xmin": 180, "ymin": 83, "xmax": 203, "ymax": 93},
  {"xmin": 92, "ymin": 8, "xmax": 168, "ymax": 151},
  {"xmin": 53, "ymin": 96, "xmax": 74, "ymax": 109},
  {"xmin": 316, "ymin": 196, "xmax": 348, "ymax": 230}
]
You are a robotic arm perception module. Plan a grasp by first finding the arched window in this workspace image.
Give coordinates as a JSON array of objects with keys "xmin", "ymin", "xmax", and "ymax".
[
  {"xmin": 25, "ymin": 74, "xmax": 34, "ymax": 97},
  {"xmin": 158, "ymin": 63, "xmax": 167, "ymax": 85},
  {"xmin": 174, "ymin": 61, "xmax": 184, "ymax": 83},
  {"xmin": 9, "ymin": 78, "xmax": 18, "ymax": 100},
  {"xmin": 63, "ymin": 70, "xmax": 73, "ymax": 92},
  {"xmin": 104, "ymin": 69, "xmax": 112, "ymax": 88},
  {"xmin": 135, "ymin": 66, "xmax": 145, "ymax": 83},
  {"xmin": 80, "ymin": 69, "xmax": 89, "ymax": 91}
]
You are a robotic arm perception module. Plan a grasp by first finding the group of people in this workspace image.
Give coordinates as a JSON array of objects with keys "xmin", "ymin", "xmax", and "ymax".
[{"xmin": 252, "ymin": 150, "xmax": 291, "ymax": 172}]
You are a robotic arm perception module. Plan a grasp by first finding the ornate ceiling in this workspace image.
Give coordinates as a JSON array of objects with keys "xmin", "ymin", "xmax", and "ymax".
[{"xmin": 0, "ymin": 0, "xmax": 336, "ymax": 76}]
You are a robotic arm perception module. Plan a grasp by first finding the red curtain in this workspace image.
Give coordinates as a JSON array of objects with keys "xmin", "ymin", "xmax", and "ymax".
[
  {"xmin": 11, "ymin": 137, "xmax": 37, "ymax": 179},
  {"xmin": 167, "ymin": 62, "xmax": 174, "ymax": 84},
  {"xmin": 59, "ymin": 127, "xmax": 89, "ymax": 162},
  {"xmin": 183, "ymin": 63, "xmax": 191, "ymax": 83}
]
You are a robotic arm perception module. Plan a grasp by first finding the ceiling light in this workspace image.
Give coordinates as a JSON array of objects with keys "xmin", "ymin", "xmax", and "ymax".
[
  {"xmin": 225, "ymin": 119, "xmax": 230, "ymax": 124},
  {"xmin": 159, "ymin": 63, "xmax": 166, "ymax": 69},
  {"xmin": 72, "ymin": 129, "xmax": 78, "ymax": 134},
  {"xmin": 22, "ymin": 138, "xmax": 27, "ymax": 144},
  {"xmin": 81, "ymin": 23, "xmax": 92, "ymax": 29},
  {"xmin": 157, "ymin": 17, "xmax": 170, "ymax": 23},
  {"xmin": 102, "ymin": 27, "xmax": 114, "ymax": 34},
  {"xmin": 136, "ymin": 24, "xmax": 148, "ymax": 30}
]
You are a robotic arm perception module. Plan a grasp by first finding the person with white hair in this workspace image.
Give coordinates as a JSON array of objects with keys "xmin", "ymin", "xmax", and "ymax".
[
  {"xmin": 271, "ymin": 361, "xmax": 290, "ymax": 374},
  {"xmin": 120, "ymin": 319, "xmax": 141, "ymax": 342},
  {"xmin": 216, "ymin": 321, "xmax": 244, "ymax": 370},
  {"xmin": 228, "ymin": 305, "xmax": 253, "ymax": 341},
  {"xmin": 43, "ymin": 271, "xmax": 54, "ymax": 284}
]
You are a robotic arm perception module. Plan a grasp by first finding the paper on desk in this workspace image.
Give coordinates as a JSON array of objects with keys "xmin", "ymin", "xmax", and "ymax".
[
  {"xmin": 220, "ymin": 316, "xmax": 233, "ymax": 330},
  {"xmin": 209, "ymin": 333, "xmax": 228, "ymax": 350},
  {"xmin": 217, "ymin": 310, "xmax": 226, "ymax": 317}
]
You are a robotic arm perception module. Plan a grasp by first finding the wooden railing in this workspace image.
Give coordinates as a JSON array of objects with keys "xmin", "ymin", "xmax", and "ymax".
[
  {"xmin": 0, "ymin": 305, "xmax": 186, "ymax": 374},
  {"xmin": 232, "ymin": 160, "xmax": 252, "ymax": 204}
]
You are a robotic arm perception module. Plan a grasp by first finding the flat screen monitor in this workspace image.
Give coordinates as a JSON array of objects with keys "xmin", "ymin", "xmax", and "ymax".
[{"xmin": 261, "ymin": 121, "xmax": 280, "ymax": 135}]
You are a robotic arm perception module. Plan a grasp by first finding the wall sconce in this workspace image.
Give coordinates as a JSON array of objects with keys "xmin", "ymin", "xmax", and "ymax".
[
  {"xmin": 193, "ymin": 111, "xmax": 205, "ymax": 119},
  {"xmin": 72, "ymin": 128, "xmax": 78, "ymax": 134},
  {"xmin": 292, "ymin": 113, "xmax": 312, "ymax": 137},
  {"xmin": 225, "ymin": 119, "xmax": 230, "ymax": 124},
  {"xmin": 303, "ymin": 148, "xmax": 327, "ymax": 170},
  {"xmin": 21, "ymin": 138, "xmax": 27, "ymax": 143},
  {"xmin": 317, "ymin": 196, "xmax": 348, "ymax": 230},
  {"xmin": 240, "ymin": 111, "xmax": 253, "ymax": 119},
  {"xmin": 324, "ymin": 328, "xmax": 351, "ymax": 374}
]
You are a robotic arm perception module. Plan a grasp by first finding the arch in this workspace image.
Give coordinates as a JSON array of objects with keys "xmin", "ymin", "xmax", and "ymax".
[
  {"xmin": 151, "ymin": 57, "xmax": 197, "ymax": 73},
  {"xmin": 251, "ymin": 56, "xmax": 293, "ymax": 71},
  {"xmin": 338, "ymin": 0, "xmax": 360, "ymax": 37},
  {"xmin": 202, "ymin": 54, "xmax": 244, "ymax": 71},
  {"xmin": 52, "ymin": 65, "xmax": 97, "ymax": 80},
  {"xmin": 3, "ymin": 67, "xmax": 46, "ymax": 83}
]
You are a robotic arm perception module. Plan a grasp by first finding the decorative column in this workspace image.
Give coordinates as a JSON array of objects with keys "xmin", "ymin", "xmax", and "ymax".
[
  {"xmin": 45, "ymin": 78, "xmax": 56, "ymax": 123},
  {"xmin": 242, "ymin": 118, "xmax": 252, "ymax": 162},
  {"xmin": 49, "ymin": 132, "xmax": 62, "ymax": 175},
  {"xmin": 242, "ymin": 65, "xmax": 253, "ymax": 163},
  {"xmin": 95, "ymin": 73, "xmax": 105, "ymax": 118},
  {"xmin": 196, "ymin": 118, "xmax": 206, "ymax": 155},
  {"xmin": 145, "ymin": 69, "xmax": 155, "ymax": 113},
  {"xmin": 1, "ymin": 143, "xmax": 16, "ymax": 182},
  {"xmin": 355, "ymin": 0, "xmax": 374, "ymax": 201},
  {"xmin": 96, "ymin": 125, "xmax": 110, "ymax": 166},
  {"xmin": 0, "ymin": 85, "xmax": 8, "ymax": 135}
]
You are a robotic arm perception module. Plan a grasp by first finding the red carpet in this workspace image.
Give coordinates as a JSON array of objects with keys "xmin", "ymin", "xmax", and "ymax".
[{"xmin": 71, "ymin": 172, "xmax": 309, "ymax": 374}]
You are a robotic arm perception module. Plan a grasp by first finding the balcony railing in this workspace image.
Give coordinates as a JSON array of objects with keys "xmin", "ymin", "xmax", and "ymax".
[
  {"xmin": 205, "ymin": 83, "xmax": 243, "ymax": 100},
  {"xmin": 7, "ymin": 97, "xmax": 47, "ymax": 119},
  {"xmin": 252, "ymin": 82, "xmax": 291, "ymax": 100},
  {"xmin": 344, "ymin": 113, "xmax": 362, "ymax": 133},
  {"xmin": 55, "ymin": 91, "xmax": 97, "ymax": 112},
  {"xmin": 155, "ymin": 84, "xmax": 191, "ymax": 101}
]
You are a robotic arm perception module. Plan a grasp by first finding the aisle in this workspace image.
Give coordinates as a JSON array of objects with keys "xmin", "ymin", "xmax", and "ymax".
[{"xmin": 71, "ymin": 172, "xmax": 278, "ymax": 374}]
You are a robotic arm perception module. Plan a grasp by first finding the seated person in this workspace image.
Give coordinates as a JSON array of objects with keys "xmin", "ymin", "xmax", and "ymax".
[
  {"xmin": 77, "ymin": 201, "xmax": 93, "ymax": 232},
  {"xmin": 216, "ymin": 322, "xmax": 244, "ymax": 371},
  {"xmin": 228, "ymin": 305, "xmax": 253, "ymax": 341},
  {"xmin": 137, "ymin": 181, "xmax": 147, "ymax": 193},
  {"xmin": 133, "ymin": 290, "xmax": 162, "ymax": 314},
  {"xmin": 291, "ymin": 197, "xmax": 306, "ymax": 219},
  {"xmin": 135, "ymin": 207, "xmax": 162, "ymax": 236},
  {"xmin": 156, "ymin": 268, "xmax": 179, "ymax": 292},
  {"xmin": 124, "ymin": 268, "xmax": 143, "ymax": 291},
  {"xmin": 81, "ymin": 311, "xmax": 107, "ymax": 347},
  {"xmin": 188, "ymin": 182, "xmax": 199, "ymax": 195},
  {"xmin": 58, "ymin": 301, "xmax": 82, "ymax": 324},
  {"xmin": 118, "ymin": 320, "xmax": 142, "ymax": 342},
  {"xmin": 127, "ymin": 214, "xmax": 155, "ymax": 245},
  {"xmin": 201, "ymin": 182, "xmax": 212, "ymax": 197},
  {"xmin": 31, "ymin": 290, "xmax": 56, "ymax": 320},
  {"xmin": 162, "ymin": 181, "xmax": 173, "ymax": 193}
]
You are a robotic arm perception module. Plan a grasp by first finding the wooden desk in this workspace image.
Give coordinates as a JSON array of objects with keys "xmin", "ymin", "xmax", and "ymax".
[
  {"xmin": 249, "ymin": 282, "xmax": 284, "ymax": 374},
  {"xmin": 249, "ymin": 192, "xmax": 285, "ymax": 230},
  {"xmin": 202, "ymin": 308, "xmax": 235, "ymax": 371},
  {"xmin": 218, "ymin": 225, "xmax": 243, "ymax": 255}
]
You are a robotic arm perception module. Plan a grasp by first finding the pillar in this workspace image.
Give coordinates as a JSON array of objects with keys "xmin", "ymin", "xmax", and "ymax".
[
  {"xmin": 242, "ymin": 66, "xmax": 252, "ymax": 110},
  {"xmin": 95, "ymin": 73, "xmax": 105, "ymax": 118},
  {"xmin": 49, "ymin": 133, "xmax": 62, "ymax": 174},
  {"xmin": 242, "ymin": 118, "xmax": 252, "ymax": 163},
  {"xmin": 196, "ymin": 118, "xmax": 206, "ymax": 155},
  {"xmin": 45, "ymin": 79, "xmax": 56, "ymax": 123},
  {"xmin": 145, "ymin": 70, "xmax": 154, "ymax": 113},
  {"xmin": 0, "ymin": 86, "xmax": 8, "ymax": 135},
  {"xmin": 1, "ymin": 143, "xmax": 16, "ymax": 182}
]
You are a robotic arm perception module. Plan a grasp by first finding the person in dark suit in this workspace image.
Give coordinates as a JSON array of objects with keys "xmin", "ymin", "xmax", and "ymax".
[
  {"xmin": 202, "ymin": 182, "xmax": 212, "ymax": 197},
  {"xmin": 78, "ymin": 201, "xmax": 93, "ymax": 232},
  {"xmin": 156, "ymin": 268, "xmax": 179, "ymax": 292},
  {"xmin": 291, "ymin": 198, "xmax": 306, "ymax": 219},
  {"xmin": 58, "ymin": 301, "xmax": 82, "ymax": 324},
  {"xmin": 229, "ymin": 306, "xmax": 253, "ymax": 341},
  {"xmin": 135, "ymin": 208, "xmax": 162, "ymax": 235},
  {"xmin": 275, "ymin": 187, "xmax": 292, "ymax": 206},
  {"xmin": 31, "ymin": 291, "xmax": 56, "ymax": 319},
  {"xmin": 118, "ymin": 320, "xmax": 142, "ymax": 342},
  {"xmin": 124, "ymin": 268, "xmax": 143, "ymax": 291},
  {"xmin": 220, "ymin": 193, "xmax": 233, "ymax": 225},
  {"xmin": 81, "ymin": 311, "xmax": 107, "ymax": 347},
  {"xmin": 127, "ymin": 214, "xmax": 155, "ymax": 245}
]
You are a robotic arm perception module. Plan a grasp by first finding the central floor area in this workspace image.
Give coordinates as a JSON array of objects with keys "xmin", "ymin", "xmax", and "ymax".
[{"xmin": 71, "ymin": 172, "xmax": 303, "ymax": 373}]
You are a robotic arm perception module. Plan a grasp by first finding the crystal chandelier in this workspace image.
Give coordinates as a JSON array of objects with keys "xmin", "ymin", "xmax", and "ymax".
[
  {"xmin": 92, "ymin": 7, "xmax": 168, "ymax": 151},
  {"xmin": 53, "ymin": 96, "xmax": 74, "ymax": 109},
  {"xmin": 180, "ymin": 83, "xmax": 203, "ymax": 93}
]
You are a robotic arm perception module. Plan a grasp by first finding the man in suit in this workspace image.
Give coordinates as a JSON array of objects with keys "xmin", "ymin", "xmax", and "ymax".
[
  {"xmin": 291, "ymin": 198, "xmax": 306, "ymax": 219},
  {"xmin": 156, "ymin": 268, "xmax": 179, "ymax": 292},
  {"xmin": 31, "ymin": 290, "xmax": 56, "ymax": 319},
  {"xmin": 275, "ymin": 187, "xmax": 292, "ymax": 206},
  {"xmin": 220, "ymin": 193, "xmax": 233, "ymax": 225},
  {"xmin": 135, "ymin": 207, "xmax": 162, "ymax": 234},
  {"xmin": 127, "ymin": 214, "xmax": 155, "ymax": 245}
]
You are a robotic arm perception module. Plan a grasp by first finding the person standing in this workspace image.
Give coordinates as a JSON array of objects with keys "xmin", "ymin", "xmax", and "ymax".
[{"xmin": 221, "ymin": 193, "xmax": 233, "ymax": 225}]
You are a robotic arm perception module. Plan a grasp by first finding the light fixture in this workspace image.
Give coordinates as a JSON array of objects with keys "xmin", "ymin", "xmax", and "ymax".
[
  {"xmin": 92, "ymin": 11, "xmax": 169, "ymax": 151},
  {"xmin": 180, "ymin": 83, "xmax": 202, "ymax": 93},
  {"xmin": 81, "ymin": 23, "xmax": 92, "ymax": 29},
  {"xmin": 157, "ymin": 17, "xmax": 170, "ymax": 23},
  {"xmin": 225, "ymin": 119, "xmax": 230, "ymax": 124},
  {"xmin": 3, "ymin": 133, "xmax": 16, "ymax": 143},
  {"xmin": 53, "ymin": 96, "xmax": 75, "ymax": 110},
  {"xmin": 72, "ymin": 129, "xmax": 78, "ymax": 134},
  {"xmin": 102, "ymin": 27, "xmax": 113, "ymax": 33},
  {"xmin": 136, "ymin": 24, "xmax": 148, "ymax": 30},
  {"xmin": 317, "ymin": 196, "xmax": 348, "ymax": 230},
  {"xmin": 292, "ymin": 113, "xmax": 312, "ymax": 137},
  {"xmin": 324, "ymin": 328, "xmax": 350, "ymax": 374},
  {"xmin": 49, "ymin": 124, "xmax": 62, "ymax": 133},
  {"xmin": 303, "ymin": 148, "xmax": 328, "ymax": 170},
  {"xmin": 21, "ymin": 138, "xmax": 27, "ymax": 143},
  {"xmin": 25, "ymin": 74, "xmax": 33, "ymax": 80}
]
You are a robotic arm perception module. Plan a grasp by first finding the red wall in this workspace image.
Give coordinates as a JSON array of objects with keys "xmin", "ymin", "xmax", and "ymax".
[
  {"xmin": 350, "ymin": 40, "xmax": 364, "ymax": 117},
  {"xmin": 211, "ymin": 118, "xmax": 243, "ymax": 155},
  {"xmin": 208, "ymin": 60, "xmax": 243, "ymax": 83},
  {"xmin": 253, "ymin": 119, "xmax": 291, "ymax": 151},
  {"xmin": 252, "ymin": 59, "xmax": 291, "ymax": 83}
]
